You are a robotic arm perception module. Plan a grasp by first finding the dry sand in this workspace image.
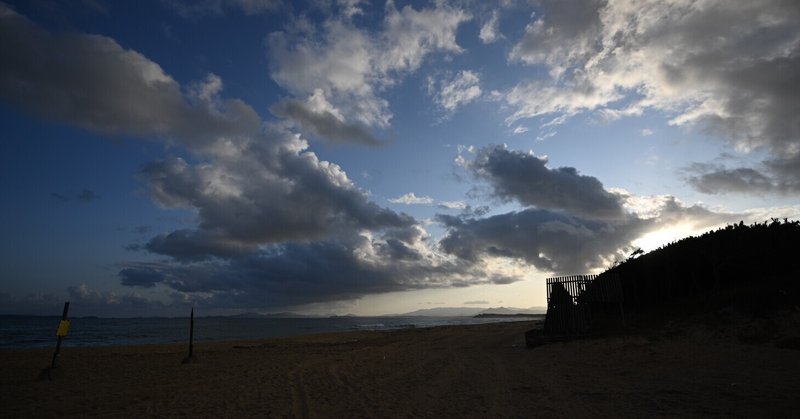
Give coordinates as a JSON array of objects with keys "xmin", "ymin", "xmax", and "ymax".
[{"xmin": 2, "ymin": 320, "xmax": 799, "ymax": 418}]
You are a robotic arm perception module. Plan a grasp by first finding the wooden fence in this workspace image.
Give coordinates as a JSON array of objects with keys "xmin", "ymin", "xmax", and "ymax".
[
  {"xmin": 543, "ymin": 274, "xmax": 624, "ymax": 335},
  {"xmin": 543, "ymin": 275, "xmax": 594, "ymax": 335}
]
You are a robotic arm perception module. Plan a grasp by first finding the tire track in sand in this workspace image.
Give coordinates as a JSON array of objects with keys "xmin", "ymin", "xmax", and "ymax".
[{"xmin": 287, "ymin": 365, "xmax": 310, "ymax": 418}]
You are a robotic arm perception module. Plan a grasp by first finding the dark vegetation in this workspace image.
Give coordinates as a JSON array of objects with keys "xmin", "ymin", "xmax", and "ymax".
[{"xmin": 586, "ymin": 219, "xmax": 800, "ymax": 346}]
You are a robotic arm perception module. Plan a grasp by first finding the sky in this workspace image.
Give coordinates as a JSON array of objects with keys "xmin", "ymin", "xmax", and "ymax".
[{"xmin": 1, "ymin": 0, "xmax": 798, "ymax": 317}]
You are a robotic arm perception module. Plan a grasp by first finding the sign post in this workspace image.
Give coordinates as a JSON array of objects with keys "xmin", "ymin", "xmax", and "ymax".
[{"xmin": 51, "ymin": 301, "xmax": 70, "ymax": 369}]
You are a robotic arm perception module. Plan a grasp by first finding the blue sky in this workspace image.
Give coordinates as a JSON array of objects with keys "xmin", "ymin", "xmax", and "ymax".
[{"xmin": 1, "ymin": 0, "xmax": 798, "ymax": 317}]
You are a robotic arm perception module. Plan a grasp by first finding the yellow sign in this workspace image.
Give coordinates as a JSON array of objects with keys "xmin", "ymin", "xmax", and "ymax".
[{"xmin": 56, "ymin": 320, "xmax": 71, "ymax": 337}]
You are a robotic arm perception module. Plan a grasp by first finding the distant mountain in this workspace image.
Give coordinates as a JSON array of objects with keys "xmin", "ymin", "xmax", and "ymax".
[
  {"xmin": 395, "ymin": 307, "xmax": 483, "ymax": 317},
  {"xmin": 228, "ymin": 312, "xmax": 269, "ymax": 318},
  {"xmin": 478, "ymin": 306, "xmax": 546, "ymax": 315},
  {"xmin": 396, "ymin": 306, "xmax": 546, "ymax": 317},
  {"xmin": 228, "ymin": 311, "xmax": 319, "ymax": 318}
]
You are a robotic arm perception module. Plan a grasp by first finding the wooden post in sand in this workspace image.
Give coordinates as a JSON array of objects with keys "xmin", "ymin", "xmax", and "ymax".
[
  {"xmin": 51, "ymin": 301, "xmax": 71, "ymax": 369},
  {"xmin": 182, "ymin": 307, "xmax": 195, "ymax": 364}
]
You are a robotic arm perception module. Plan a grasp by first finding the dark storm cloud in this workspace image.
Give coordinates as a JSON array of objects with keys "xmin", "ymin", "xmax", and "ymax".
[
  {"xmin": 0, "ymin": 5, "xmax": 261, "ymax": 150},
  {"xmin": 378, "ymin": 238, "xmax": 423, "ymax": 261},
  {"xmin": 684, "ymin": 161, "xmax": 800, "ymax": 195},
  {"xmin": 441, "ymin": 146, "xmax": 743, "ymax": 274},
  {"xmin": 467, "ymin": 145, "xmax": 625, "ymax": 219},
  {"xmin": 0, "ymin": 4, "xmax": 418, "ymax": 251},
  {"xmin": 0, "ymin": 7, "xmax": 419, "ymax": 254},
  {"xmin": 438, "ymin": 209, "xmax": 648, "ymax": 275},
  {"xmin": 685, "ymin": 165, "xmax": 776, "ymax": 195},
  {"xmin": 139, "ymin": 141, "xmax": 415, "ymax": 244},
  {"xmin": 2, "ymin": 5, "xmax": 484, "ymax": 312},
  {"xmin": 144, "ymin": 230, "xmax": 253, "ymax": 262},
  {"xmin": 437, "ymin": 197, "xmax": 747, "ymax": 281},
  {"xmin": 119, "ymin": 267, "xmax": 166, "ymax": 288},
  {"xmin": 118, "ymin": 235, "xmax": 496, "ymax": 310},
  {"xmin": 270, "ymin": 98, "xmax": 383, "ymax": 146},
  {"xmin": 683, "ymin": 51, "xmax": 800, "ymax": 193},
  {"xmin": 766, "ymin": 154, "xmax": 800, "ymax": 190}
]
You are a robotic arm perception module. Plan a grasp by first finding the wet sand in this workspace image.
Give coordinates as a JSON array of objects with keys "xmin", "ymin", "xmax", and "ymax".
[{"xmin": 2, "ymin": 320, "xmax": 799, "ymax": 418}]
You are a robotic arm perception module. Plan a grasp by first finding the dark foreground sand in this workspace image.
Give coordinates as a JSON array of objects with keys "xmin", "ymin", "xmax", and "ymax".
[{"xmin": 2, "ymin": 320, "xmax": 799, "ymax": 418}]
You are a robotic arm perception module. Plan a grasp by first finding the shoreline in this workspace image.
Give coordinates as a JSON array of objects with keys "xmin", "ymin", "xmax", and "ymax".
[
  {"xmin": 3, "ymin": 320, "xmax": 799, "ymax": 417},
  {"xmin": 0, "ymin": 315, "xmax": 542, "ymax": 349}
]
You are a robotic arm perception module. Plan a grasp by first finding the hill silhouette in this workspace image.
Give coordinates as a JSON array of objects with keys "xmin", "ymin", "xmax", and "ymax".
[{"xmin": 580, "ymin": 219, "xmax": 800, "ymax": 346}]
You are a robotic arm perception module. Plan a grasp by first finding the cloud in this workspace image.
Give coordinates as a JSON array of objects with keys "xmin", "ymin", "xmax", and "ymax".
[
  {"xmin": 504, "ymin": 78, "xmax": 618, "ymax": 126},
  {"xmin": 379, "ymin": 1, "xmax": 470, "ymax": 74},
  {"xmin": 267, "ymin": 1, "xmax": 470, "ymax": 142},
  {"xmin": 683, "ymin": 162, "xmax": 800, "ymax": 195},
  {"xmin": 119, "ymin": 267, "xmax": 166, "ymax": 288},
  {"xmin": 438, "ymin": 200, "xmax": 468, "ymax": 210},
  {"xmin": 119, "ymin": 230, "xmax": 507, "ymax": 309},
  {"xmin": 163, "ymin": 0, "xmax": 281, "ymax": 18},
  {"xmin": 270, "ymin": 96, "xmax": 382, "ymax": 146},
  {"xmin": 4, "ymin": 3, "xmax": 779, "ymax": 314},
  {"xmin": 464, "ymin": 300, "xmax": 489, "ymax": 305},
  {"xmin": 144, "ymin": 230, "xmax": 253, "ymax": 262},
  {"xmin": 0, "ymin": 5, "xmax": 261, "ymax": 151},
  {"xmin": 0, "ymin": 5, "xmax": 511, "ymax": 311},
  {"xmin": 479, "ymin": 10, "xmax": 502, "ymax": 44},
  {"xmin": 465, "ymin": 145, "xmax": 626, "ymax": 219},
  {"xmin": 427, "ymin": 70, "xmax": 482, "ymax": 116},
  {"xmin": 49, "ymin": 189, "xmax": 99, "ymax": 202},
  {"xmin": 388, "ymin": 192, "xmax": 434, "ymax": 205},
  {"xmin": 512, "ymin": 126, "xmax": 529, "ymax": 135},
  {"xmin": 504, "ymin": 0, "xmax": 800, "ymax": 194},
  {"xmin": 139, "ymin": 138, "xmax": 416, "ymax": 244},
  {"xmin": 437, "ymin": 195, "xmax": 744, "ymax": 275},
  {"xmin": 442, "ymin": 144, "xmax": 749, "ymax": 274},
  {"xmin": 509, "ymin": 0, "xmax": 604, "ymax": 75},
  {"xmin": 437, "ymin": 208, "xmax": 647, "ymax": 274},
  {"xmin": 131, "ymin": 132, "xmax": 514, "ymax": 309},
  {"xmin": 76, "ymin": 189, "xmax": 99, "ymax": 202},
  {"xmin": 337, "ymin": 0, "xmax": 366, "ymax": 19}
]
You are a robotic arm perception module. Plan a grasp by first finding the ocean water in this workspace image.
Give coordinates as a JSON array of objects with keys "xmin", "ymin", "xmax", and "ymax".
[{"xmin": 0, "ymin": 315, "xmax": 541, "ymax": 349}]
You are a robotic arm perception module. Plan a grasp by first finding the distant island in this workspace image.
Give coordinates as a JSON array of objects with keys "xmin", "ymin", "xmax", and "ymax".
[
  {"xmin": 474, "ymin": 313, "xmax": 544, "ymax": 318},
  {"xmin": 221, "ymin": 306, "xmax": 547, "ymax": 318},
  {"xmin": 395, "ymin": 306, "xmax": 546, "ymax": 317}
]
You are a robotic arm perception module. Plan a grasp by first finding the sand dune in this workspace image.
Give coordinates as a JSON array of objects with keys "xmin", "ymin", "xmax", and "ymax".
[{"xmin": 2, "ymin": 320, "xmax": 799, "ymax": 418}]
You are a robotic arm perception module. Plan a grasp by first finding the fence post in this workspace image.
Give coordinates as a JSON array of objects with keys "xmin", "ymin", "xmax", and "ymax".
[{"xmin": 182, "ymin": 307, "xmax": 195, "ymax": 364}]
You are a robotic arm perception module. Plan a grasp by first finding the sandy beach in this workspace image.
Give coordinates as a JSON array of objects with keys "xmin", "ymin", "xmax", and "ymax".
[{"xmin": 2, "ymin": 320, "xmax": 799, "ymax": 418}]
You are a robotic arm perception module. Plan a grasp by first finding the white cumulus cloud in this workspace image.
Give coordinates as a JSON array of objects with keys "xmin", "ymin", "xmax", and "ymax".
[
  {"xmin": 388, "ymin": 192, "xmax": 435, "ymax": 205},
  {"xmin": 427, "ymin": 70, "xmax": 482, "ymax": 116},
  {"xmin": 268, "ymin": 1, "xmax": 471, "ymax": 143},
  {"xmin": 503, "ymin": 0, "xmax": 800, "ymax": 195}
]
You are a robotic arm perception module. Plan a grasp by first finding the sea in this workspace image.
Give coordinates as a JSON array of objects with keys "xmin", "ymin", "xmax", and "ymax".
[{"xmin": 0, "ymin": 315, "xmax": 542, "ymax": 349}]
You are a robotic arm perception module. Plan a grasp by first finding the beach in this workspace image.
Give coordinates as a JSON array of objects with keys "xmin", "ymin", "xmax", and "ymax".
[{"xmin": 2, "ymin": 320, "xmax": 799, "ymax": 418}]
